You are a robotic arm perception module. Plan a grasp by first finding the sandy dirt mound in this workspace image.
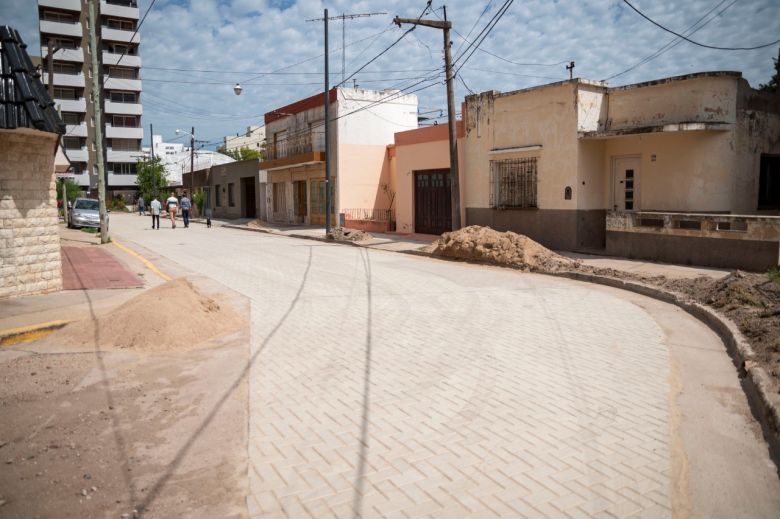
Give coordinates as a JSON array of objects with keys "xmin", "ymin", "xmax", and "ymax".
[
  {"xmin": 56, "ymin": 278, "xmax": 245, "ymax": 352},
  {"xmin": 425, "ymin": 225, "xmax": 576, "ymax": 271},
  {"xmin": 327, "ymin": 227, "xmax": 372, "ymax": 242}
]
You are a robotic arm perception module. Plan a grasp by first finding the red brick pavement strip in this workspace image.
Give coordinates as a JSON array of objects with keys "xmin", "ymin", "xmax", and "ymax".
[{"xmin": 61, "ymin": 246, "xmax": 143, "ymax": 290}]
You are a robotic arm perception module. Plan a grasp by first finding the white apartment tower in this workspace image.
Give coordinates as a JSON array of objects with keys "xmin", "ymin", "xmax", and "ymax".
[{"xmin": 38, "ymin": 0, "xmax": 143, "ymax": 199}]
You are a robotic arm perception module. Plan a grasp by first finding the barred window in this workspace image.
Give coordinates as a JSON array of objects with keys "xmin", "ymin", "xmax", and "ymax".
[{"xmin": 490, "ymin": 157, "xmax": 538, "ymax": 208}]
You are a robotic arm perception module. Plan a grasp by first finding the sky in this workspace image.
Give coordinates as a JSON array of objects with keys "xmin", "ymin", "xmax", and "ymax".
[{"xmin": 2, "ymin": 0, "xmax": 778, "ymax": 149}]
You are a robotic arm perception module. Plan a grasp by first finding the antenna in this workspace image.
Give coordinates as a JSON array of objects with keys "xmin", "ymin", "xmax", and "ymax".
[{"xmin": 307, "ymin": 12, "xmax": 387, "ymax": 85}]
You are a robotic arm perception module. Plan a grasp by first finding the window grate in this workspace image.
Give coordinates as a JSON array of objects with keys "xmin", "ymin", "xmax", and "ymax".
[{"xmin": 489, "ymin": 157, "xmax": 538, "ymax": 209}]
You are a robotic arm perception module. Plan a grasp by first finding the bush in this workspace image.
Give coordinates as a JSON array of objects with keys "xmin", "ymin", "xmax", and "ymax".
[{"xmin": 109, "ymin": 197, "xmax": 127, "ymax": 211}]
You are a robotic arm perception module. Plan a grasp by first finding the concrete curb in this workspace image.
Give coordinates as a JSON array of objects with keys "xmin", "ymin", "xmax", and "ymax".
[
  {"xmin": 216, "ymin": 221, "xmax": 780, "ymax": 468},
  {"xmin": 0, "ymin": 320, "xmax": 71, "ymax": 346}
]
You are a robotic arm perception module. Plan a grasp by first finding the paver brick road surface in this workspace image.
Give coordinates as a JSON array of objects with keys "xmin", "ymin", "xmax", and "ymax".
[{"xmin": 110, "ymin": 214, "xmax": 779, "ymax": 518}]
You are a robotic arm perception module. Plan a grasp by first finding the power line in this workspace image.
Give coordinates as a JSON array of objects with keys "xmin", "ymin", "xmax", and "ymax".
[
  {"xmin": 453, "ymin": 0, "xmax": 495, "ymax": 57},
  {"xmin": 454, "ymin": 0, "xmax": 515, "ymax": 71},
  {"xmin": 622, "ymin": 0, "xmax": 780, "ymax": 51},
  {"xmin": 605, "ymin": 0, "xmax": 737, "ymax": 81}
]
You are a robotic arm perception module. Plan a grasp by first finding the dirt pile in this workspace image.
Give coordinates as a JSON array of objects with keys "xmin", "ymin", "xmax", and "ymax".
[
  {"xmin": 663, "ymin": 271, "xmax": 780, "ymax": 372},
  {"xmin": 56, "ymin": 278, "xmax": 245, "ymax": 352},
  {"xmin": 425, "ymin": 225, "xmax": 576, "ymax": 271},
  {"xmin": 327, "ymin": 227, "xmax": 372, "ymax": 242}
]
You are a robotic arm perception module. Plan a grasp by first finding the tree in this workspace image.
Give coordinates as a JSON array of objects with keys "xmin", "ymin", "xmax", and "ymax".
[
  {"xmin": 222, "ymin": 146, "xmax": 263, "ymax": 161},
  {"xmin": 758, "ymin": 55, "xmax": 778, "ymax": 93},
  {"xmin": 135, "ymin": 157, "xmax": 168, "ymax": 202},
  {"xmin": 56, "ymin": 178, "xmax": 82, "ymax": 203}
]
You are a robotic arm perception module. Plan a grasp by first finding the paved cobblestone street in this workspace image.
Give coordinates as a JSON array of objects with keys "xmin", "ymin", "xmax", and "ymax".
[{"xmin": 110, "ymin": 214, "xmax": 780, "ymax": 518}]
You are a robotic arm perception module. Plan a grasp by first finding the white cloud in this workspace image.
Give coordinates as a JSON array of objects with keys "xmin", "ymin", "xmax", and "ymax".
[{"xmin": 2, "ymin": 0, "xmax": 778, "ymax": 147}]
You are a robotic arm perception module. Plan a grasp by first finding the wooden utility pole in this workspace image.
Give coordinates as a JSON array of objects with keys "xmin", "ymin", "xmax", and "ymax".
[
  {"xmin": 324, "ymin": 9, "xmax": 332, "ymax": 234},
  {"xmin": 394, "ymin": 12, "xmax": 461, "ymax": 230},
  {"xmin": 190, "ymin": 126, "xmax": 195, "ymax": 197},
  {"xmin": 87, "ymin": 0, "xmax": 109, "ymax": 243}
]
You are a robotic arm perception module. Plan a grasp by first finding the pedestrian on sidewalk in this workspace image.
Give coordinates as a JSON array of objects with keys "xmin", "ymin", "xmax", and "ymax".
[
  {"xmin": 150, "ymin": 196, "xmax": 161, "ymax": 229},
  {"xmin": 180, "ymin": 191, "xmax": 191, "ymax": 228},
  {"xmin": 166, "ymin": 192, "xmax": 178, "ymax": 229},
  {"xmin": 138, "ymin": 195, "xmax": 145, "ymax": 216},
  {"xmin": 205, "ymin": 206, "xmax": 212, "ymax": 228}
]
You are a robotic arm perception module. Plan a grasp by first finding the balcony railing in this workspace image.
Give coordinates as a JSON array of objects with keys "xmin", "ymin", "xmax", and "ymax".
[
  {"xmin": 39, "ymin": 0, "xmax": 82, "ymax": 11},
  {"xmin": 41, "ymin": 47, "xmax": 84, "ymax": 62},
  {"xmin": 39, "ymin": 20, "xmax": 83, "ymax": 38},
  {"xmin": 100, "ymin": 0, "xmax": 140, "ymax": 19},
  {"xmin": 266, "ymin": 132, "xmax": 324, "ymax": 161}
]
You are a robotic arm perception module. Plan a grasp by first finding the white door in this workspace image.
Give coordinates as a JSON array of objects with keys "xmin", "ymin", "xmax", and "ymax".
[{"xmin": 612, "ymin": 156, "xmax": 640, "ymax": 211}]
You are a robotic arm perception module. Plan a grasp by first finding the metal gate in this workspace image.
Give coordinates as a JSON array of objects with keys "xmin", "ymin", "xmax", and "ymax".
[{"xmin": 414, "ymin": 169, "xmax": 451, "ymax": 235}]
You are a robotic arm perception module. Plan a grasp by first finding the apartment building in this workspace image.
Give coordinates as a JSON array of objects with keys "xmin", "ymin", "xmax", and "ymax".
[
  {"xmin": 258, "ymin": 88, "xmax": 418, "ymax": 225},
  {"xmin": 221, "ymin": 125, "xmax": 266, "ymax": 154},
  {"xmin": 38, "ymin": 0, "xmax": 143, "ymax": 200}
]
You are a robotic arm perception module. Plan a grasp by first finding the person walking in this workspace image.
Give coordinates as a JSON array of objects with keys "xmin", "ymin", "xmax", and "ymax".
[
  {"xmin": 180, "ymin": 191, "xmax": 192, "ymax": 228},
  {"xmin": 138, "ymin": 195, "xmax": 145, "ymax": 216},
  {"xmin": 166, "ymin": 192, "xmax": 179, "ymax": 229},
  {"xmin": 150, "ymin": 196, "xmax": 161, "ymax": 229}
]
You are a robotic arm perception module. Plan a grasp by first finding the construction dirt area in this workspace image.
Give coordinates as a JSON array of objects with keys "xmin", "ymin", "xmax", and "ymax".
[
  {"xmin": 0, "ymin": 278, "xmax": 250, "ymax": 518},
  {"xmin": 427, "ymin": 226, "xmax": 780, "ymax": 391}
]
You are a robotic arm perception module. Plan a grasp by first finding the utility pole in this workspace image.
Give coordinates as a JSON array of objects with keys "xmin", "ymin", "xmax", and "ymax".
[
  {"xmin": 566, "ymin": 61, "xmax": 575, "ymax": 80},
  {"xmin": 87, "ymin": 0, "xmax": 108, "ymax": 244},
  {"xmin": 324, "ymin": 9, "xmax": 332, "ymax": 234},
  {"xmin": 394, "ymin": 10, "xmax": 461, "ymax": 230},
  {"xmin": 190, "ymin": 126, "xmax": 195, "ymax": 197},
  {"xmin": 307, "ymin": 12, "xmax": 386, "ymax": 85}
]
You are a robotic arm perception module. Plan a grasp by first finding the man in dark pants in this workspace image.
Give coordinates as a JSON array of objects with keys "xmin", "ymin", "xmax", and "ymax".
[
  {"xmin": 150, "ymin": 196, "xmax": 161, "ymax": 229},
  {"xmin": 180, "ymin": 191, "xmax": 192, "ymax": 228}
]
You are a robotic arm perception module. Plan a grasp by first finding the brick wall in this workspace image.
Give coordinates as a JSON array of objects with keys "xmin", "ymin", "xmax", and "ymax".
[{"xmin": 0, "ymin": 130, "xmax": 63, "ymax": 298}]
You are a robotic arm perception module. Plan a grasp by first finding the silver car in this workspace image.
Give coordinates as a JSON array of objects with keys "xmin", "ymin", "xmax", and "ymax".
[{"xmin": 68, "ymin": 198, "xmax": 107, "ymax": 230}]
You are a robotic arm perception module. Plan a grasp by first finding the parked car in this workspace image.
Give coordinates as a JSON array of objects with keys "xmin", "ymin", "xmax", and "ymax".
[{"xmin": 68, "ymin": 198, "xmax": 108, "ymax": 230}]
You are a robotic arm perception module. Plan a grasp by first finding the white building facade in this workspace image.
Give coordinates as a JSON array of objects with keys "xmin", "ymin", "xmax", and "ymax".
[
  {"xmin": 38, "ymin": 0, "xmax": 143, "ymax": 199},
  {"xmin": 222, "ymin": 125, "xmax": 265, "ymax": 154}
]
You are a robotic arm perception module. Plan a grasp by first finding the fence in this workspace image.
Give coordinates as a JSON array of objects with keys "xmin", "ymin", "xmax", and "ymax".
[{"xmin": 342, "ymin": 208, "xmax": 394, "ymax": 222}]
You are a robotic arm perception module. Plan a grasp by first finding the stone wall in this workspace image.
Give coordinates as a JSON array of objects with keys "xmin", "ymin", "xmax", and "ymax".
[{"xmin": 0, "ymin": 130, "xmax": 63, "ymax": 298}]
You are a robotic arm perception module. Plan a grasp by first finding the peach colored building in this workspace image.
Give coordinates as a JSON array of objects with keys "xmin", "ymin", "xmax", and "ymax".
[
  {"xmin": 389, "ymin": 122, "xmax": 464, "ymax": 235},
  {"xmin": 462, "ymin": 71, "xmax": 780, "ymax": 270},
  {"xmin": 258, "ymin": 87, "xmax": 418, "ymax": 226}
]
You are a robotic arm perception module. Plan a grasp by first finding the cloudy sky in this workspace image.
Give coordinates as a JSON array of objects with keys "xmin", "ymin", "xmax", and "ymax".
[{"xmin": 3, "ymin": 0, "xmax": 778, "ymax": 148}]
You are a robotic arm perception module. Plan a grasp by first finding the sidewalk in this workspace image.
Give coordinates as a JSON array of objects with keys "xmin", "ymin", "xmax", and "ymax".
[{"xmin": 211, "ymin": 217, "xmax": 730, "ymax": 280}]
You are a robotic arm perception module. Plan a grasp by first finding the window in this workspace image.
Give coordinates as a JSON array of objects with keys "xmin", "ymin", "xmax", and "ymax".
[
  {"xmin": 53, "ymin": 63, "xmax": 78, "ymax": 75},
  {"xmin": 489, "ymin": 157, "xmax": 538, "ymax": 208},
  {"xmin": 228, "ymin": 183, "xmax": 235, "ymax": 207},
  {"xmin": 62, "ymin": 112, "xmax": 81, "ymax": 125},
  {"xmin": 47, "ymin": 37, "xmax": 76, "ymax": 49},
  {"xmin": 112, "ymin": 115, "xmax": 138, "ymax": 127},
  {"xmin": 109, "ymin": 91, "xmax": 137, "ymax": 103},
  {"xmin": 107, "ymin": 67, "xmax": 137, "ymax": 79},
  {"xmin": 110, "ymin": 138, "xmax": 139, "ymax": 151},
  {"xmin": 104, "ymin": 18, "xmax": 136, "ymax": 31},
  {"xmin": 53, "ymin": 87, "xmax": 76, "ymax": 100},
  {"xmin": 758, "ymin": 154, "xmax": 780, "ymax": 209},
  {"xmin": 62, "ymin": 137, "xmax": 81, "ymax": 149},
  {"xmin": 43, "ymin": 11, "xmax": 76, "ymax": 23},
  {"xmin": 110, "ymin": 163, "xmax": 137, "ymax": 175},
  {"xmin": 104, "ymin": 43, "xmax": 136, "ymax": 55},
  {"xmin": 215, "ymin": 185, "xmax": 221, "ymax": 206}
]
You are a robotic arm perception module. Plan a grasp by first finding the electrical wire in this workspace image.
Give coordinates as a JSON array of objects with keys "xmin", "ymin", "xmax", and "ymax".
[
  {"xmin": 622, "ymin": 0, "xmax": 780, "ymax": 50},
  {"xmin": 453, "ymin": 0, "xmax": 495, "ymax": 57},
  {"xmin": 605, "ymin": 0, "xmax": 737, "ymax": 81},
  {"xmin": 454, "ymin": 0, "xmax": 515, "ymax": 71}
]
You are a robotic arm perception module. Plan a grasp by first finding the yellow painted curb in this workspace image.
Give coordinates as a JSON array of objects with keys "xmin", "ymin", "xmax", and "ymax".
[
  {"xmin": 112, "ymin": 239, "xmax": 172, "ymax": 281},
  {"xmin": 0, "ymin": 320, "xmax": 71, "ymax": 347}
]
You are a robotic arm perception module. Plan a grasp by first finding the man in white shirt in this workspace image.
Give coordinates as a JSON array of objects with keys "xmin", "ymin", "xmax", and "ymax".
[
  {"xmin": 166, "ymin": 192, "xmax": 178, "ymax": 229},
  {"xmin": 150, "ymin": 196, "xmax": 162, "ymax": 229}
]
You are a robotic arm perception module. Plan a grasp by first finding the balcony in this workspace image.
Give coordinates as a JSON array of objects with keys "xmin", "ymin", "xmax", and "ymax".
[
  {"xmin": 104, "ymin": 100, "xmax": 142, "ymax": 115},
  {"xmin": 39, "ymin": 20, "xmax": 83, "ymax": 38},
  {"xmin": 258, "ymin": 132, "xmax": 325, "ymax": 171},
  {"xmin": 70, "ymin": 171, "xmax": 91, "ymax": 187},
  {"xmin": 107, "ymin": 150, "xmax": 143, "ymax": 162},
  {"xmin": 102, "ymin": 51, "xmax": 140, "ymax": 67},
  {"xmin": 100, "ymin": 1, "xmax": 140, "ymax": 19},
  {"xmin": 107, "ymin": 173, "xmax": 138, "ymax": 187},
  {"xmin": 101, "ymin": 27, "xmax": 140, "ymax": 43},
  {"xmin": 64, "ymin": 148, "xmax": 88, "ymax": 162},
  {"xmin": 65, "ymin": 122, "xmax": 88, "ymax": 137},
  {"xmin": 105, "ymin": 125, "xmax": 143, "ymax": 139},
  {"xmin": 42, "ymin": 72, "xmax": 85, "ymax": 88},
  {"xmin": 104, "ymin": 77, "xmax": 141, "ymax": 91},
  {"xmin": 41, "ymin": 47, "xmax": 84, "ymax": 62},
  {"xmin": 56, "ymin": 98, "xmax": 87, "ymax": 112},
  {"xmin": 39, "ymin": 0, "xmax": 82, "ymax": 11}
]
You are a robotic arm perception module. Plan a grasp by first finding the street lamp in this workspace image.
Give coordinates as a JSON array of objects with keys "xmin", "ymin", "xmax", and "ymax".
[{"xmin": 233, "ymin": 83, "xmax": 243, "ymax": 96}]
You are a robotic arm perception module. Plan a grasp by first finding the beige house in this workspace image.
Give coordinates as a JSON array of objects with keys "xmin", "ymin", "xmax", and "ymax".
[
  {"xmin": 258, "ymin": 87, "xmax": 418, "ymax": 226},
  {"xmin": 463, "ymin": 72, "xmax": 780, "ymax": 270}
]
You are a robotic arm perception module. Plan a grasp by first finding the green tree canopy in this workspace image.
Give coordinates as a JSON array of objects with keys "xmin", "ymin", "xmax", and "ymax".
[
  {"xmin": 135, "ymin": 157, "xmax": 168, "ymax": 202},
  {"xmin": 758, "ymin": 55, "xmax": 778, "ymax": 93},
  {"xmin": 222, "ymin": 146, "xmax": 263, "ymax": 161},
  {"xmin": 56, "ymin": 178, "xmax": 82, "ymax": 202}
]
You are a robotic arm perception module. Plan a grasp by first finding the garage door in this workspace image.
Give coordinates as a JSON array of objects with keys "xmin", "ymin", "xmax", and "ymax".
[{"xmin": 414, "ymin": 169, "xmax": 451, "ymax": 235}]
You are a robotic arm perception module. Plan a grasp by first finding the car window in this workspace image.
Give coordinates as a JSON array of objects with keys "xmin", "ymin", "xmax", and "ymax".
[{"xmin": 74, "ymin": 200, "xmax": 99, "ymax": 210}]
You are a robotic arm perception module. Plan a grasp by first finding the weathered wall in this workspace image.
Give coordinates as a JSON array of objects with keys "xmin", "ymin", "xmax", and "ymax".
[
  {"xmin": 394, "ymin": 138, "xmax": 450, "ymax": 233},
  {"xmin": 209, "ymin": 159, "xmax": 258, "ymax": 219},
  {"xmin": 0, "ymin": 130, "xmax": 63, "ymax": 299},
  {"xmin": 337, "ymin": 143, "xmax": 390, "ymax": 214}
]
